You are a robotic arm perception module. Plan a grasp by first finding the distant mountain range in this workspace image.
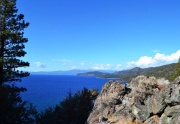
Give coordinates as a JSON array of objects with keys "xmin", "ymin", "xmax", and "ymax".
[
  {"xmin": 77, "ymin": 63, "xmax": 177, "ymax": 82},
  {"xmin": 30, "ymin": 63, "xmax": 177, "ymax": 82},
  {"xmin": 77, "ymin": 71, "xmax": 108, "ymax": 77},
  {"xmin": 30, "ymin": 69, "xmax": 114, "ymax": 75}
]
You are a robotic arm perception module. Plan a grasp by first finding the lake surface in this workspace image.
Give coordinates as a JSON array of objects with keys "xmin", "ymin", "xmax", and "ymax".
[{"xmin": 16, "ymin": 75, "xmax": 110, "ymax": 112}]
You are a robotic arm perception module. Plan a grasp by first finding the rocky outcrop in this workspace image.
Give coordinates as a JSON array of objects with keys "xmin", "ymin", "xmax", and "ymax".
[{"xmin": 87, "ymin": 75, "xmax": 180, "ymax": 124}]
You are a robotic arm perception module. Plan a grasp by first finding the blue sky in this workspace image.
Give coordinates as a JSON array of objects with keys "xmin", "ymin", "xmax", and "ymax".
[{"xmin": 17, "ymin": 0, "xmax": 180, "ymax": 71}]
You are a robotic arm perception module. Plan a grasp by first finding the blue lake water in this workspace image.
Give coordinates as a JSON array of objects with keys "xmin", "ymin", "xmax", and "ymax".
[{"xmin": 16, "ymin": 75, "xmax": 110, "ymax": 112}]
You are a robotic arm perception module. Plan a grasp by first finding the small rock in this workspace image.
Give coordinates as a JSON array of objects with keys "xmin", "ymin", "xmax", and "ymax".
[
  {"xmin": 144, "ymin": 115, "xmax": 159, "ymax": 124},
  {"xmin": 132, "ymin": 104, "xmax": 150, "ymax": 122},
  {"xmin": 145, "ymin": 91, "xmax": 166, "ymax": 114},
  {"xmin": 164, "ymin": 105, "xmax": 180, "ymax": 118}
]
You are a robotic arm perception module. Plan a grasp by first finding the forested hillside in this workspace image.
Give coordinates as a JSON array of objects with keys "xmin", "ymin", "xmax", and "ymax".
[
  {"xmin": 104, "ymin": 63, "xmax": 176, "ymax": 82},
  {"xmin": 78, "ymin": 63, "xmax": 177, "ymax": 82}
]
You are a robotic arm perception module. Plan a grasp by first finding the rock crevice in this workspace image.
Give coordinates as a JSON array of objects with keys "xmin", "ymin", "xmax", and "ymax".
[{"xmin": 87, "ymin": 76, "xmax": 180, "ymax": 124}]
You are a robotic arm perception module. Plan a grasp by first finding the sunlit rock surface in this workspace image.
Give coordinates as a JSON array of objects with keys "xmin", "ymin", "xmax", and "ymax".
[{"xmin": 87, "ymin": 75, "xmax": 180, "ymax": 124}]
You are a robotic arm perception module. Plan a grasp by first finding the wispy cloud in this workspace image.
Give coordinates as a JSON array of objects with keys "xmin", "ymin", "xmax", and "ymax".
[
  {"xmin": 70, "ymin": 66, "xmax": 78, "ymax": 69},
  {"xmin": 92, "ymin": 64, "xmax": 112, "ymax": 70},
  {"xmin": 52, "ymin": 59, "xmax": 74, "ymax": 66},
  {"xmin": 153, "ymin": 49, "xmax": 160, "ymax": 53},
  {"xmin": 34, "ymin": 62, "xmax": 46, "ymax": 68},
  {"xmin": 53, "ymin": 59, "xmax": 73, "ymax": 63},
  {"xmin": 116, "ymin": 64, "xmax": 122, "ymax": 69},
  {"xmin": 50, "ymin": 50, "xmax": 180, "ymax": 71},
  {"xmin": 127, "ymin": 50, "xmax": 180, "ymax": 68}
]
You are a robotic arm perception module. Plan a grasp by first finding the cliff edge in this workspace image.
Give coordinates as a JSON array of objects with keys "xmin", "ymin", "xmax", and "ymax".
[{"xmin": 87, "ymin": 75, "xmax": 180, "ymax": 124}]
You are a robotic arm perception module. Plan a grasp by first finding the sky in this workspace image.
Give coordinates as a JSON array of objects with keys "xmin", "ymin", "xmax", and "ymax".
[{"xmin": 17, "ymin": 0, "xmax": 180, "ymax": 71}]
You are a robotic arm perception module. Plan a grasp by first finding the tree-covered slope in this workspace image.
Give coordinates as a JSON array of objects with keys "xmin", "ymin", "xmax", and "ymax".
[
  {"xmin": 105, "ymin": 63, "xmax": 177, "ymax": 82},
  {"xmin": 77, "ymin": 63, "xmax": 177, "ymax": 82}
]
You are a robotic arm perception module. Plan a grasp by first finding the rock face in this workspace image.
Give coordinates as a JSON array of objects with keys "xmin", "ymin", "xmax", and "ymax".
[{"xmin": 87, "ymin": 75, "xmax": 180, "ymax": 124}]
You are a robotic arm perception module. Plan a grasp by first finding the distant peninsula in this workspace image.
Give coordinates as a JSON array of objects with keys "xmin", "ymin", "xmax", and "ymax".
[
  {"xmin": 77, "ymin": 63, "xmax": 177, "ymax": 82},
  {"xmin": 77, "ymin": 71, "xmax": 108, "ymax": 77}
]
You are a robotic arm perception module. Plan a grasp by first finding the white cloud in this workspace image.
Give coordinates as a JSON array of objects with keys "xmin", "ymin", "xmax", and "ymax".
[
  {"xmin": 92, "ymin": 64, "xmax": 112, "ymax": 70},
  {"xmin": 80, "ymin": 61, "xmax": 86, "ymax": 66},
  {"xmin": 91, "ymin": 64, "xmax": 123, "ymax": 70},
  {"xmin": 154, "ymin": 51, "xmax": 180, "ymax": 62},
  {"xmin": 128, "ymin": 56, "xmax": 156, "ymax": 67},
  {"xmin": 50, "ymin": 50, "xmax": 180, "ymax": 71},
  {"xmin": 34, "ymin": 62, "xmax": 46, "ymax": 68},
  {"xmin": 116, "ymin": 64, "xmax": 122, "ymax": 68},
  {"xmin": 115, "ymin": 64, "xmax": 123, "ymax": 70},
  {"xmin": 128, "ymin": 50, "xmax": 180, "ymax": 68},
  {"xmin": 70, "ymin": 66, "xmax": 78, "ymax": 69},
  {"xmin": 53, "ymin": 59, "xmax": 73, "ymax": 63}
]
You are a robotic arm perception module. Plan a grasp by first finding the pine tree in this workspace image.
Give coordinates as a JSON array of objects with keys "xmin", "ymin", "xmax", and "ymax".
[
  {"xmin": 0, "ymin": 0, "xmax": 29, "ymax": 85},
  {"xmin": 36, "ymin": 88, "xmax": 98, "ymax": 124},
  {"xmin": 0, "ymin": 85, "xmax": 37, "ymax": 123},
  {"xmin": 169, "ymin": 58, "xmax": 180, "ymax": 81},
  {"xmin": 0, "ymin": 1, "xmax": 37, "ymax": 123}
]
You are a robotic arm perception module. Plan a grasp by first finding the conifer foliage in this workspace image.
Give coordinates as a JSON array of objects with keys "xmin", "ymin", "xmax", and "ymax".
[
  {"xmin": 0, "ymin": 0, "xmax": 29, "ymax": 85},
  {"xmin": 170, "ymin": 58, "xmax": 180, "ymax": 81},
  {"xmin": 0, "ymin": 1, "xmax": 37, "ymax": 123},
  {"xmin": 36, "ymin": 88, "xmax": 98, "ymax": 124}
]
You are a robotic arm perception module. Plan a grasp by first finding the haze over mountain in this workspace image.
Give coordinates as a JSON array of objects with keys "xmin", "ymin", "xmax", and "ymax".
[
  {"xmin": 30, "ymin": 69, "xmax": 114, "ymax": 75},
  {"xmin": 77, "ymin": 63, "xmax": 177, "ymax": 82}
]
